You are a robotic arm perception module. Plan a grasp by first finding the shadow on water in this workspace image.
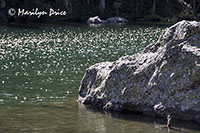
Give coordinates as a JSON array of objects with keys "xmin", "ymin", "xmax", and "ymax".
[
  {"xmin": 0, "ymin": 96, "xmax": 199, "ymax": 132},
  {"xmin": 4, "ymin": 22, "xmax": 98, "ymax": 30},
  {"xmin": 80, "ymin": 103, "xmax": 200, "ymax": 133},
  {"xmin": 2, "ymin": 22, "xmax": 84, "ymax": 30}
]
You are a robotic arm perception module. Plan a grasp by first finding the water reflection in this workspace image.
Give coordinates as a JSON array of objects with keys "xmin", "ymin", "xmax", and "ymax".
[
  {"xmin": 78, "ymin": 104, "xmax": 107, "ymax": 132},
  {"xmin": 78, "ymin": 102, "xmax": 200, "ymax": 133},
  {"xmin": 88, "ymin": 23, "xmax": 105, "ymax": 27},
  {"xmin": 0, "ymin": 97, "xmax": 199, "ymax": 133}
]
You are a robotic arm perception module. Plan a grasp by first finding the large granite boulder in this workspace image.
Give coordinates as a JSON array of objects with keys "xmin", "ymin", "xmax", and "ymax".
[{"xmin": 78, "ymin": 20, "xmax": 200, "ymax": 123}]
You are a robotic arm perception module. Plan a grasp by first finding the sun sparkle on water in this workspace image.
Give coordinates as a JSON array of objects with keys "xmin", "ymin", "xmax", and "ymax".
[{"xmin": 0, "ymin": 25, "xmax": 165, "ymax": 105}]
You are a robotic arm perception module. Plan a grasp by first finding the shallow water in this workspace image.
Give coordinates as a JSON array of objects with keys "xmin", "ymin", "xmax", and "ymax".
[{"xmin": 0, "ymin": 24, "xmax": 199, "ymax": 132}]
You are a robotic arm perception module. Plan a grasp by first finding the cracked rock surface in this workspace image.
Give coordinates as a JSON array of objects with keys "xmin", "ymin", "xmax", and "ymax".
[{"xmin": 78, "ymin": 20, "xmax": 200, "ymax": 123}]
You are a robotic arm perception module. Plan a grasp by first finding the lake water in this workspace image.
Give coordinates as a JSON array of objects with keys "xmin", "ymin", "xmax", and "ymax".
[{"xmin": 0, "ymin": 24, "xmax": 199, "ymax": 132}]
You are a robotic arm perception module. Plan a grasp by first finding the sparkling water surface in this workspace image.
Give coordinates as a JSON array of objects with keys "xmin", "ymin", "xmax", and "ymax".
[
  {"xmin": 0, "ymin": 24, "xmax": 163, "ymax": 105},
  {"xmin": 0, "ymin": 24, "xmax": 199, "ymax": 133}
]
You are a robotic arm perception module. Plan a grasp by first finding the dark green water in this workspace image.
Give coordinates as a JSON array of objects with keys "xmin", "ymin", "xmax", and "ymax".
[{"xmin": 0, "ymin": 24, "xmax": 199, "ymax": 133}]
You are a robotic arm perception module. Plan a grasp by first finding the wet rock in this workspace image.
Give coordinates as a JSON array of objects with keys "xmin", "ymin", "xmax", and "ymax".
[
  {"xmin": 78, "ymin": 20, "xmax": 200, "ymax": 123},
  {"xmin": 87, "ymin": 16, "xmax": 128, "ymax": 26},
  {"xmin": 87, "ymin": 16, "xmax": 106, "ymax": 24},
  {"xmin": 106, "ymin": 17, "xmax": 128, "ymax": 23}
]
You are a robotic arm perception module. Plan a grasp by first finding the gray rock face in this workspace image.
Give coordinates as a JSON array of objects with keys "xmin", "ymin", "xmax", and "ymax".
[
  {"xmin": 78, "ymin": 20, "xmax": 200, "ymax": 123},
  {"xmin": 106, "ymin": 17, "xmax": 128, "ymax": 23}
]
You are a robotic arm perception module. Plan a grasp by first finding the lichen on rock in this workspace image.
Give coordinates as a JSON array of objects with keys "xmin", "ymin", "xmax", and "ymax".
[{"xmin": 78, "ymin": 20, "xmax": 200, "ymax": 123}]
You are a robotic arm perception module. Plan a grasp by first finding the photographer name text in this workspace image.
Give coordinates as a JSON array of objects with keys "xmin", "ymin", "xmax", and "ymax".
[{"xmin": 8, "ymin": 8, "xmax": 68, "ymax": 18}]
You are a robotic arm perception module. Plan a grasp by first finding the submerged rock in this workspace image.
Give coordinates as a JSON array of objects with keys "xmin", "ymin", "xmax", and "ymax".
[{"xmin": 78, "ymin": 20, "xmax": 200, "ymax": 123}]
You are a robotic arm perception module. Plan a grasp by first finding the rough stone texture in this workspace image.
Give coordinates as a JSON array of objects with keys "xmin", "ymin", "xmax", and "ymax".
[
  {"xmin": 106, "ymin": 17, "xmax": 128, "ymax": 23},
  {"xmin": 78, "ymin": 20, "xmax": 200, "ymax": 123}
]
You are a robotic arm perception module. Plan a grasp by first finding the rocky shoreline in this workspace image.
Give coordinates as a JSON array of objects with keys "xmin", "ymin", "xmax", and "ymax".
[{"xmin": 78, "ymin": 20, "xmax": 200, "ymax": 124}]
